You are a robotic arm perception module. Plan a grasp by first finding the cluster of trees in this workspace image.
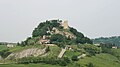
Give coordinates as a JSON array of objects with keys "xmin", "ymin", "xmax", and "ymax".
[
  {"xmin": 50, "ymin": 33, "xmax": 93, "ymax": 48},
  {"xmin": 70, "ymin": 27, "xmax": 93, "ymax": 44},
  {"xmin": 100, "ymin": 43, "xmax": 120, "ymax": 61},
  {"xmin": 32, "ymin": 20, "xmax": 62, "ymax": 37},
  {"xmin": 0, "ymin": 43, "xmax": 2, "ymax": 45},
  {"xmin": 0, "ymin": 43, "xmax": 7, "ymax": 45},
  {"xmin": 78, "ymin": 44, "xmax": 101, "ymax": 56},
  {"xmin": 87, "ymin": 62, "xmax": 94, "ymax": 67},
  {"xmin": 18, "ymin": 55, "xmax": 94, "ymax": 66},
  {"xmin": 21, "ymin": 19, "xmax": 93, "ymax": 47},
  {"xmin": 50, "ymin": 34, "xmax": 68, "ymax": 47},
  {"xmin": 93, "ymin": 36, "xmax": 120, "ymax": 47},
  {"xmin": 17, "ymin": 57, "xmax": 71, "ymax": 66},
  {"xmin": 109, "ymin": 49, "xmax": 120, "ymax": 61},
  {"xmin": 17, "ymin": 37, "xmax": 40, "ymax": 46},
  {"xmin": 71, "ymin": 55, "xmax": 79, "ymax": 61},
  {"xmin": 0, "ymin": 49, "xmax": 11, "ymax": 58},
  {"xmin": 100, "ymin": 43, "xmax": 116, "ymax": 53},
  {"xmin": 100, "ymin": 43, "xmax": 115, "ymax": 49}
]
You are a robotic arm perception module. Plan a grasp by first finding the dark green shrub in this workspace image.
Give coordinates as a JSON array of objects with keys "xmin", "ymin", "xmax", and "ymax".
[
  {"xmin": 71, "ymin": 55, "xmax": 79, "ymax": 61},
  {"xmin": 87, "ymin": 62, "xmax": 94, "ymax": 67}
]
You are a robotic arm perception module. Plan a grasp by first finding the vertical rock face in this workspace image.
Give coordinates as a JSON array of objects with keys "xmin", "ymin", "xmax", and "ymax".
[{"xmin": 62, "ymin": 20, "xmax": 69, "ymax": 29}]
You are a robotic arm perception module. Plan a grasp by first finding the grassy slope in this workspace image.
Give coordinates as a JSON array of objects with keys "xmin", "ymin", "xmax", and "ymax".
[
  {"xmin": 47, "ymin": 46, "xmax": 61, "ymax": 58},
  {"xmin": 63, "ymin": 47, "xmax": 120, "ymax": 67},
  {"xmin": 77, "ymin": 53, "xmax": 120, "ymax": 67},
  {"xmin": 0, "ymin": 45, "xmax": 7, "ymax": 51},
  {"xmin": 0, "ymin": 64, "xmax": 62, "ymax": 67},
  {"xmin": 0, "ymin": 45, "xmax": 62, "ymax": 67},
  {"xmin": 8, "ymin": 45, "xmax": 45, "ymax": 53},
  {"xmin": 64, "ymin": 50, "xmax": 80, "ymax": 58},
  {"xmin": 1, "ymin": 53, "xmax": 119, "ymax": 67},
  {"xmin": 1, "ymin": 45, "xmax": 120, "ymax": 67}
]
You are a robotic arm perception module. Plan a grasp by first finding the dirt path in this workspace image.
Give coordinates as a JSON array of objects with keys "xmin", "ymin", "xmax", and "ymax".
[{"xmin": 58, "ymin": 48, "xmax": 66, "ymax": 58}]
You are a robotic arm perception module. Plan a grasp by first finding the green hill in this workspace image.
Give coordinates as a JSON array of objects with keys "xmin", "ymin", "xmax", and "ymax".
[
  {"xmin": 20, "ymin": 19, "xmax": 92, "ymax": 47},
  {"xmin": 0, "ymin": 19, "xmax": 120, "ymax": 67},
  {"xmin": 93, "ymin": 36, "xmax": 120, "ymax": 47},
  {"xmin": 77, "ymin": 53, "xmax": 120, "ymax": 67}
]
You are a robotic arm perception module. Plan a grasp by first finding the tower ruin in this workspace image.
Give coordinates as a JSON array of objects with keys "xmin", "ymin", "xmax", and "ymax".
[{"xmin": 62, "ymin": 20, "xmax": 69, "ymax": 29}]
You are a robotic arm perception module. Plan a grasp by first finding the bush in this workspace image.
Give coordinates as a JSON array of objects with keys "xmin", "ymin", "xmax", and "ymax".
[
  {"xmin": 50, "ymin": 34, "xmax": 66, "ymax": 43},
  {"xmin": 32, "ymin": 20, "xmax": 61, "ymax": 37},
  {"xmin": 17, "ymin": 57, "xmax": 69, "ymax": 66},
  {"xmin": 63, "ymin": 57, "xmax": 71, "ymax": 63},
  {"xmin": 78, "ymin": 44, "xmax": 101, "ymax": 56},
  {"xmin": 71, "ymin": 55, "xmax": 79, "ymax": 61},
  {"xmin": 87, "ymin": 62, "xmax": 94, "ymax": 67},
  {"xmin": 58, "ymin": 59, "xmax": 67, "ymax": 66},
  {"xmin": 45, "ymin": 46, "xmax": 50, "ymax": 53},
  {"xmin": 0, "ymin": 49, "xmax": 11, "ymax": 58}
]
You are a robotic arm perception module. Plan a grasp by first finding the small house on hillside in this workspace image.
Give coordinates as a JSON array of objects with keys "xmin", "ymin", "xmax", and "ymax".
[
  {"xmin": 112, "ymin": 46, "xmax": 117, "ymax": 49},
  {"xmin": 65, "ymin": 45, "xmax": 72, "ymax": 50},
  {"xmin": 94, "ymin": 44, "xmax": 100, "ymax": 46},
  {"xmin": 39, "ymin": 35, "xmax": 50, "ymax": 44},
  {"xmin": 39, "ymin": 39, "xmax": 50, "ymax": 44},
  {"xmin": 7, "ymin": 43, "xmax": 16, "ymax": 48}
]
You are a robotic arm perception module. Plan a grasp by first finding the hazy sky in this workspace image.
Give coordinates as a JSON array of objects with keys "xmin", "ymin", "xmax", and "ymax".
[{"xmin": 0, "ymin": 0, "xmax": 120, "ymax": 42}]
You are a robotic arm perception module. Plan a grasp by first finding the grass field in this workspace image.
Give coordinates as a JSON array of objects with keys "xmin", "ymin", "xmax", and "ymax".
[
  {"xmin": 0, "ymin": 63, "xmax": 63, "ymax": 67},
  {"xmin": 64, "ymin": 50, "xmax": 80, "ymax": 58},
  {"xmin": 0, "ymin": 45, "xmax": 120, "ymax": 67},
  {"xmin": 0, "ymin": 45, "xmax": 7, "ymax": 51},
  {"xmin": 0, "ymin": 53, "xmax": 120, "ymax": 67},
  {"xmin": 77, "ymin": 53, "xmax": 120, "ymax": 67},
  {"xmin": 8, "ymin": 45, "xmax": 45, "ymax": 53},
  {"xmin": 63, "ymin": 49, "xmax": 120, "ymax": 67},
  {"xmin": 47, "ymin": 46, "xmax": 61, "ymax": 58}
]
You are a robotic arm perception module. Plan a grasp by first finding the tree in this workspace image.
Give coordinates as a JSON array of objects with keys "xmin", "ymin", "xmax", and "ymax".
[
  {"xmin": 58, "ymin": 59, "xmax": 67, "ymax": 66},
  {"xmin": 76, "ymin": 37, "xmax": 84, "ymax": 44},
  {"xmin": 87, "ymin": 62, "xmax": 94, "ymax": 67},
  {"xmin": 70, "ymin": 27, "xmax": 92, "ymax": 44},
  {"xmin": 78, "ymin": 44, "xmax": 101, "ymax": 56},
  {"xmin": 32, "ymin": 20, "xmax": 61, "ymax": 37},
  {"xmin": 70, "ymin": 27, "xmax": 84, "ymax": 38},
  {"xmin": 71, "ymin": 55, "xmax": 79, "ymax": 61},
  {"xmin": 0, "ymin": 49, "xmax": 12, "ymax": 58},
  {"xmin": 100, "ymin": 43, "xmax": 115, "ymax": 49},
  {"xmin": 20, "ymin": 41, "xmax": 27, "ymax": 46},
  {"xmin": 50, "ymin": 34, "xmax": 66, "ymax": 43},
  {"xmin": 63, "ymin": 57, "xmax": 71, "ymax": 63},
  {"xmin": 45, "ymin": 46, "xmax": 50, "ymax": 53},
  {"xmin": 17, "ymin": 42, "xmax": 20, "ymax": 46}
]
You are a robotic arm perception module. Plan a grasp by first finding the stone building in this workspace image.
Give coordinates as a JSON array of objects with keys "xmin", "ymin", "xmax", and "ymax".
[
  {"xmin": 61, "ymin": 20, "xmax": 69, "ymax": 29},
  {"xmin": 112, "ymin": 46, "xmax": 117, "ymax": 49},
  {"xmin": 39, "ymin": 35, "xmax": 50, "ymax": 44},
  {"xmin": 7, "ymin": 43, "xmax": 16, "ymax": 48}
]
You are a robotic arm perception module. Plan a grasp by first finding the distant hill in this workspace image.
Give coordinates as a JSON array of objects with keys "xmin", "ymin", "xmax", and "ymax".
[{"xmin": 93, "ymin": 36, "xmax": 120, "ymax": 47}]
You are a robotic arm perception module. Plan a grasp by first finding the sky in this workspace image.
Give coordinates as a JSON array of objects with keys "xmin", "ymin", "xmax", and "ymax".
[{"xmin": 0, "ymin": 0, "xmax": 120, "ymax": 42}]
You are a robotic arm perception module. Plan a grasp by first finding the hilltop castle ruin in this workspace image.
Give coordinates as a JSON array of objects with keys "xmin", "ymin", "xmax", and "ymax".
[
  {"xmin": 49, "ymin": 19, "xmax": 69, "ymax": 29},
  {"xmin": 61, "ymin": 20, "xmax": 69, "ymax": 29}
]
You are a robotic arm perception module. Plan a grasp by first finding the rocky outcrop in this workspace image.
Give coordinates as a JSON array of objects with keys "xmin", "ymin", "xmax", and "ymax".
[
  {"xmin": 51, "ymin": 27, "xmax": 76, "ymax": 39},
  {"xmin": 6, "ymin": 48, "xmax": 47, "ymax": 59}
]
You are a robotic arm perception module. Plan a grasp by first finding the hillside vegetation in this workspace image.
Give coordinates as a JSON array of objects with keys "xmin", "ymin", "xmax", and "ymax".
[
  {"xmin": 93, "ymin": 36, "xmax": 120, "ymax": 47},
  {"xmin": 0, "ymin": 19, "xmax": 120, "ymax": 67},
  {"xmin": 20, "ymin": 19, "xmax": 92, "ymax": 47}
]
